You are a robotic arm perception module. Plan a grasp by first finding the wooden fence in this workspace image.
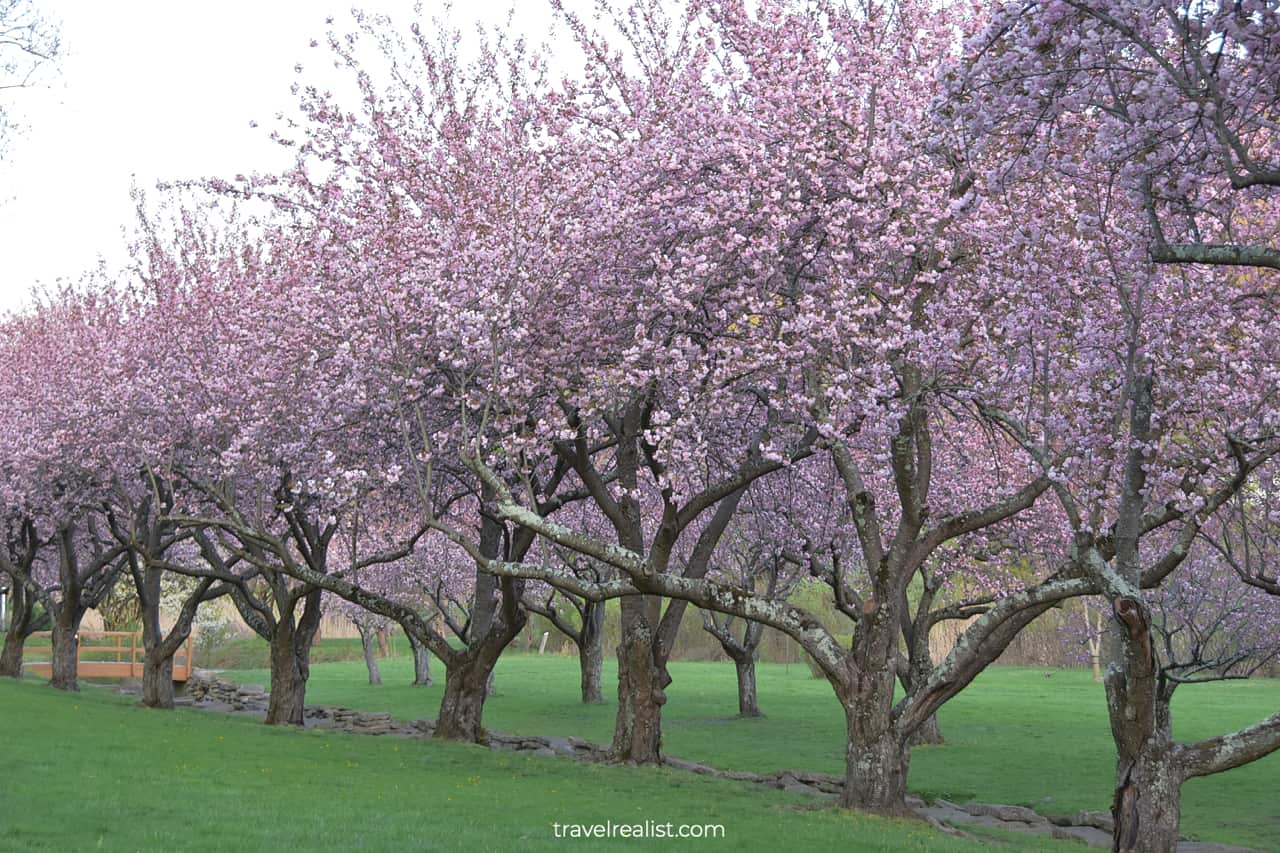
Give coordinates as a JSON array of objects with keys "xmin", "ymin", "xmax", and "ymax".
[{"xmin": 23, "ymin": 630, "xmax": 195, "ymax": 682}]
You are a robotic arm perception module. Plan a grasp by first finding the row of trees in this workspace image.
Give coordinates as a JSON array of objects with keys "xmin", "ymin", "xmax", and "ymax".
[{"xmin": 2, "ymin": 2, "xmax": 1278, "ymax": 851}]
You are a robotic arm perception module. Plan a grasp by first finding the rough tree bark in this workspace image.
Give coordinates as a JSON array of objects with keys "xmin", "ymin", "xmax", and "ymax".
[
  {"xmin": 733, "ymin": 656, "xmax": 760, "ymax": 718},
  {"xmin": 437, "ymin": 547, "xmax": 500, "ymax": 739},
  {"xmin": 579, "ymin": 600, "xmax": 604, "ymax": 704},
  {"xmin": 611, "ymin": 596, "xmax": 667, "ymax": 763},
  {"xmin": 434, "ymin": 503, "xmax": 526, "ymax": 743},
  {"xmin": 357, "ymin": 621, "xmax": 383, "ymax": 686},
  {"xmin": 1099, "ymin": 377, "xmax": 1184, "ymax": 851},
  {"xmin": 835, "ymin": 604, "xmax": 912, "ymax": 813},
  {"xmin": 703, "ymin": 613, "xmax": 765, "ymax": 717},
  {"xmin": 1112, "ymin": 728, "xmax": 1182, "ymax": 853},
  {"xmin": 141, "ymin": 648, "xmax": 176, "ymax": 707},
  {"xmin": 842, "ymin": 704, "xmax": 911, "ymax": 813},
  {"xmin": 902, "ymin": 652, "xmax": 944, "ymax": 746},
  {"xmin": 264, "ymin": 587, "xmax": 322, "ymax": 725},
  {"xmin": 409, "ymin": 633, "xmax": 433, "ymax": 686},
  {"xmin": 1105, "ymin": 595, "xmax": 1183, "ymax": 853},
  {"xmin": 0, "ymin": 583, "xmax": 44, "ymax": 678},
  {"xmin": 436, "ymin": 649, "xmax": 497, "ymax": 741},
  {"xmin": 43, "ymin": 524, "xmax": 126, "ymax": 692},
  {"xmin": 134, "ymin": 555, "xmax": 217, "ymax": 710},
  {"xmin": 434, "ymin": 594, "xmax": 525, "ymax": 741},
  {"xmin": 47, "ymin": 607, "xmax": 82, "ymax": 691}
]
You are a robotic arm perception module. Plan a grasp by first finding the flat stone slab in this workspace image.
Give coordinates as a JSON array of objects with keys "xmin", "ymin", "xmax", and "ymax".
[{"xmin": 965, "ymin": 802, "xmax": 1049, "ymax": 824}]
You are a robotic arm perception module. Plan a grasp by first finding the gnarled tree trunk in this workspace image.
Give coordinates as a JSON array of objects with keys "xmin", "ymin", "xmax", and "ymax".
[
  {"xmin": 0, "ymin": 584, "xmax": 39, "ymax": 678},
  {"xmin": 611, "ymin": 597, "xmax": 667, "ymax": 763},
  {"xmin": 836, "ymin": 606, "xmax": 911, "ymax": 813},
  {"xmin": 1105, "ymin": 594, "xmax": 1182, "ymax": 853},
  {"xmin": 1112, "ymin": 732, "xmax": 1181, "ymax": 853},
  {"xmin": 141, "ymin": 646, "xmax": 176, "ymax": 708},
  {"xmin": 841, "ymin": 719, "xmax": 911, "ymax": 813},
  {"xmin": 0, "ymin": 631, "xmax": 25, "ymax": 677},
  {"xmin": 733, "ymin": 655, "xmax": 760, "ymax": 718},
  {"xmin": 434, "ymin": 614, "xmax": 523, "ymax": 742},
  {"xmin": 409, "ymin": 634, "xmax": 433, "ymax": 686},
  {"xmin": 136, "ymin": 564, "xmax": 210, "ymax": 710},
  {"xmin": 266, "ymin": 641, "xmax": 308, "ymax": 725},
  {"xmin": 436, "ymin": 653, "xmax": 495, "ymax": 742},
  {"xmin": 264, "ymin": 588, "xmax": 322, "ymax": 725},
  {"xmin": 48, "ymin": 610, "xmax": 82, "ymax": 691},
  {"xmin": 579, "ymin": 603, "xmax": 604, "ymax": 704},
  {"xmin": 265, "ymin": 622, "xmax": 310, "ymax": 725},
  {"xmin": 434, "ymin": 497, "xmax": 528, "ymax": 742}
]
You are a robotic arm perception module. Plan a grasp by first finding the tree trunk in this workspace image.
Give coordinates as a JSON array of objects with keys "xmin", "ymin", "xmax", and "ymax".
[
  {"xmin": 837, "ymin": 606, "xmax": 911, "ymax": 813},
  {"xmin": 141, "ymin": 646, "xmax": 176, "ymax": 708},
  {"xmin": 435, "ymin": 654, "xmax": 494, "ymax": 742},
  {"xmin": 1112, "ymin": 737, "xmax": 1182, "ymax": 853},
  {"xmin": 734, "ymin": 655, "xmax": 761, "ymax": 718},
  {"xmin": 0, "ymin": 584, "xmax": 35, "ymax": 678},
  {"xmin": 610, "ymin": 599, "xmax": 666, "ymax": 764},
  {"xmin": 358, "ymin": 623, "xmax": 383, "ymax": 686},
  {"xmin": 907, "ymin": 712, "xmax": 944, "ymax": 746},
  {"xmin": 265, "ymin": 624, "xmax": 309, "ymax": 725},
  {"xmin": 1104, "ymin": 601, "xmax": 1182, "ymax": 852},
  {"xmin": 901, "ymin": 626, "xmax": 945, "ymax": 746},
  {"xmin": 137, "ymin": 564, "xmax": 187, "ymax": 710},
  {"xmin": 579, "ymin": 631, "xmax": 604, "ymax": 704},
  {"xmin": 410, "ymin": 634, "xmax": 433, "ymax": 686},
  {"xmin": 0, "ymin": 631, "xmax": 24, "ymax": 678},
  {"xmin": 840, "ymin": 707, "xmax": 911, "ymax": 813},
  {"xmin": 48, "ymin": 610, "xmax": 81, "ymax": 691}
]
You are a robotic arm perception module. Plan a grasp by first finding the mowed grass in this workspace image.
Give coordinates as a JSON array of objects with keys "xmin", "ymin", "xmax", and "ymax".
[
  {"xmin": 0, "ymin": 678, "xmax": 1072, "ymax": 853},
  {"xmin": 223, "ymin": 652, "xmax": 1280, "ymax": 848}
]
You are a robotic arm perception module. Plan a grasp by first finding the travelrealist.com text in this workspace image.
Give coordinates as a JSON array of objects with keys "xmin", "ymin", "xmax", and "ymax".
[{"xmin": 551, "ymin": 821, "xmax": 726, "ymax": 839}]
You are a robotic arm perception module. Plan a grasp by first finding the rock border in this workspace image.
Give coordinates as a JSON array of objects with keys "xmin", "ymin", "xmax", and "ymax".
[{"xmin": 173, "ymin": 673, "xmax": 1257, "ymax": 852}]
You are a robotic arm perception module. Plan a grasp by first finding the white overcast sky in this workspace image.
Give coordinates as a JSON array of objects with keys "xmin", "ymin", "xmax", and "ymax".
[{"xmin": 0, "ymin": 0, "xmax": 572, "ymax": 314}]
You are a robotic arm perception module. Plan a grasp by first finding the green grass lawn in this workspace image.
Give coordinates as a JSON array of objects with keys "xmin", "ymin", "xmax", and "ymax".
[
  {"xmin": 198, "ymin": 634, "xmax": 396, "ymax": 669},
  {"xmin": 0, "ymin": 678, "xmax": 1072, "ymax": 852},
  {"xmin": 220, "ymin": 652, "xmax": 1280, "ymax": 849}
]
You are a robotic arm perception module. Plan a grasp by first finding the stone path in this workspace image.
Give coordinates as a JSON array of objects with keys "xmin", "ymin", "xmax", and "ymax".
[{"xmin": 161, "ymin": 673, "xmax": 1260, "ymax": 852}]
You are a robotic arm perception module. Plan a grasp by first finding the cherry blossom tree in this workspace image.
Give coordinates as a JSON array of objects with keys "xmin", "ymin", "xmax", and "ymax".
[
  {"xmin": 429, "ymin": 0, "xmax": 1083, "ymax": 808},
  {"xmin": 958, "ymin": 0, "xmax": 1280, "ymax": 271},
  {"xmin": 0, "ymin": 286, "xmax": 134, "ymax": 691},
  {"xmin": 107, "ymin": 481, "xmax": 230, "ymax": 709},
  {"xmin": 955, "ymin": 8, "xmax": 1280, "ymax": 844},
  {"xmin": 986, "ymin": 201, "xmax": 1280, "ymax": 850}
]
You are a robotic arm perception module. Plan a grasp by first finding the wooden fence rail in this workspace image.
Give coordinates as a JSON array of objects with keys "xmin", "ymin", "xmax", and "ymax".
[{"xmin": 23, "ymin": 630, "xmax": 195, "ymax": 682}]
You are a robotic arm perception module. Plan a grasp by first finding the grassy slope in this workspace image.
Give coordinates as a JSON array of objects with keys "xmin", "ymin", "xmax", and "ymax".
[
  {"xmin": 199, "ymin": 635, "xmax": 382, "ymax": 669},
  {"xmin": 222, "ymin": 652, "xmax": 1280, "ymax": 848},
  {"xmin": 0, "ymin": 678, "xmax": 1068, "ymax": 853}
]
